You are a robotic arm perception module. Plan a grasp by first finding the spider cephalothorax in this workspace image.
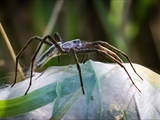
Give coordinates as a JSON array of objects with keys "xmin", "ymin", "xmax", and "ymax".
[{"xmin": 12, "ymin": 32, "xmax": 143, "ymax": 95}]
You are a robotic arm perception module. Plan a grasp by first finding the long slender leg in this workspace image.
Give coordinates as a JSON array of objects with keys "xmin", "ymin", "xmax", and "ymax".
[
  {"xmin": 74, "ymin": 48, "xmax": 141, "ymax": 93},
  {"xmin": 45, "ymin": 35, "xmax": 63, "ymax": 52},
  {"xmin": 53, "ymin": 33, "xmax": 63, "ymax": 66},
  {"xmin": 97, "ymin": 53, "xmax": 102, "ymax": 62},
  {"xmin": 97, "ymin": 49, "xmax": 141, "ymax": 93},
  {"xmin": 89, "ymin": 41, "xmax": 143, "ymax": 80},
  {"xmin": 80, "ymin": 54, "xmax": 86, "ymax": 63},
  {"xmin": 81, "ymin": 42, "xmax": 123, "ymax": 63},
  {"xmin": 82, "ymin": 54, "xmax": 90, "ymax": 64},
  {"xmin": 70, "ymin": 48, "xmax": 85, "ymax": 95},
  {"xmin": 54, "ymin": 32, "xmax": 63, "ymax": 43},
  {"xmin": 96, "ymin": 45, "xmax": 141, "ymax": 92},
  {"xmin": 11, "ymin": 36, "xmax": 52, "ymax": 88},
  {"xmin": 24, "ymin": 35, "xmax": 63, "ymax": 95},
  {"xmin": 112, "ymin": 49, "xmax": 143, "ymax": 80},
  {"xmin": 57, "ymin": 56, "xmax": 60, "ymax": 66},
  {"xmin": 96, "ymin": 45, "xmax": 123, "ymax": 63},
  {"xmin": 80, "ymin": 54, "xmax": 85, "ymax": 63}
]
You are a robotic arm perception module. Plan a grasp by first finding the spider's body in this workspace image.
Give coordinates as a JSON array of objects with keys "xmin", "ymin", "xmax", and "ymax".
[
  {"xmin": 61, "ymin": 39, "xmax": 82, "ymax": 50},
  {"xmin": 36, "ymin": 39, "xmax": 82, "ymax": 68},
  {"xmin": 12, "ymin": 32, "xmax": 143, "ymax": 95}
]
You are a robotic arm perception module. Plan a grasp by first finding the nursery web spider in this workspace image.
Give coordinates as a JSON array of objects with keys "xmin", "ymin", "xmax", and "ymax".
[{"xmin": 11, "ymin": 32, "xmax": 143, "ymax": 95}]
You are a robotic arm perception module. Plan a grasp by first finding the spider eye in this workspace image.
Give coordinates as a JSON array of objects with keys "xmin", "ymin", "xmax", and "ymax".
[
  {"xmin": 73, "ymin": 40, "xmax": 79, "ymax": 44},
  {"xmin": 73, "ymin": 40, "xmax": 77, "ymax": 43}
]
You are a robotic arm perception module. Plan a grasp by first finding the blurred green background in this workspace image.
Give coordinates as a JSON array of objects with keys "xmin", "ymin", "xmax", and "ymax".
[{"xmin": 0, "ymin": 0, "xmax": 160, "ymax": 83}]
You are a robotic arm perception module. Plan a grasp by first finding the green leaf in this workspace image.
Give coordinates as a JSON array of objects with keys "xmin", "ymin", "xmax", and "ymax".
[{"xmin": 0, "ymin": 60, "xmax": 160, "ymax": 119}]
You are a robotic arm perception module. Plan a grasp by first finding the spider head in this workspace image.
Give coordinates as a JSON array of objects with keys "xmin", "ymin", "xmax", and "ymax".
[
  {"xmin": 62, "ymin": 39, "xmax": 82, "ymax": 50},
  {"xmin": 72, "ymin": 39, "xmax": 82, "ymax": 48}
]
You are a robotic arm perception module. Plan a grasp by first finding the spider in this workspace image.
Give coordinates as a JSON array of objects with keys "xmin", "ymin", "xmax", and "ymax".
[{"xmin": 11, "ymin": 32, "xmax": 143, "ymax": 95}]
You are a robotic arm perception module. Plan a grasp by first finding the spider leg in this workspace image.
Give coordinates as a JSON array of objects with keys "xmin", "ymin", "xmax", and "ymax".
[
  {"xmin": 74, "ymin": 47, "xmax": 141, "ymax": 93},
  {"xmin": 57, "ymin": 56, "xmax": 61, "ymax": 66},
  {"xmin": 97, "ymin": 48, "xmax": 141, "ymax": 93},
  {"xmin": 24, "ymin": 35, "xmax": 63, "ymax": 95},
  {"xmin": 80, "ymin": 54, "xmax": 85, "ymax": 63},
  {"xmin": 97, "ymin": 52, "xmax": 103, "ymax": 62},
  {"xmin": 70, "ymin": 48, "xmax": 85, "ymax": 95},
  {"xmin": 81, "ymin": 54, "xmax": 90, "ymax": 64},
  {"xmin": 54, "ymin": 32, "xmax": 63, "ymax": 43},
  {"xmin": 81, "ymin": 42, "xmax": 122, "ymax": 63},
  {"xmin": 11, "ymin": 36, "xmax": 53, "ymax": 88},
  {"xmin": 93, "ymin": 41, "xmax": 143, "ymax": 81},
  {"xmin": 54, "ymin": 33, "xmax": 63, "ymax": 66},
  {"xmin": 96, "ymin": 45, "xmax": 123, "ymax": 63},
  {"xmin": 53, "ymin": 33, "xmax": 64, "ymax": 66}
]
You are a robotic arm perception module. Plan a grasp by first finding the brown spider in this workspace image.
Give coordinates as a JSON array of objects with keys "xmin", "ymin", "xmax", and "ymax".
[{"xmin": 11, "ymin": 32, "xmax": 143, "ymax": 95}]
